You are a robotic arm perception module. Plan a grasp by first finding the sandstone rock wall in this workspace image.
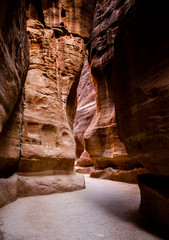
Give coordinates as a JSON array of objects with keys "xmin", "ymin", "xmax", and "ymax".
[
  {"xmin": 114, "ymin": 0, "xmax": 169, "ymax": 177},
  {"xmin": 73, "ymin": 60, "xmax": 96, "ymax": 160},
  {"xmin": 84, "ymin": 0, "xmax": 140, "ymax": 171},
  {"xmin": 113, "ymin": 0, "xmax": 169, "ymax": 229},
  {"xmin": 0, "ymin": 0, "xmax": 29, "ymax": 177},
  {"xmin": 19, "ymin": 0, "xmax": 96, "ymax": 174}
]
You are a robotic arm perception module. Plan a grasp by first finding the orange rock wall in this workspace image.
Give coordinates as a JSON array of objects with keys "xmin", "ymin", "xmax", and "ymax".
[
  {"xmin": 19, "ymin": 0, "xmax": 96, "ymax": 173},
  {"xmin": 73, "ymin": 60, "xmax": 96, "ymax": 159},
  {"xmin": 84, "ymin": 0, "xmax": 139, "ymax": 170}
]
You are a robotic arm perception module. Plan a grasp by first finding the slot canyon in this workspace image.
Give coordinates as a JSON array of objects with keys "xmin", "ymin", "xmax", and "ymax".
[{"xmin": 0, "ymin": 0, "xmax": 169, "ymax": 239}]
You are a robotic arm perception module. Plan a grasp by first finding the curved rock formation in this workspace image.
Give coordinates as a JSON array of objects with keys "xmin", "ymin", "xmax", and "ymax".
[
  {"xmin": 73, "ymin": 60, "xmax": 96, "ymax": 165},
  {"xmin": 0, "ymin": 0, "xmax": 29, "ymax": 177},
  {"xmin": 19, "ymin": 0, "xmax": 96, "ymax": 174},
  {"xmin": 84, "ymin": 0, "xmax": 140, "ymax": 173},
  {"xmin": 0, "ymin": 0, "xmax": 96, "ymax": 206},
  {"xmin": 113, "ymin": 0, "xmax": 169, "ymax": 229},
  {"xmin": 0, "ymin": 0, "xmax": 29, "ymax": 132},
  {"xmin": 114, "ymin": 0, "xmax": 169, "ymax": 177}
]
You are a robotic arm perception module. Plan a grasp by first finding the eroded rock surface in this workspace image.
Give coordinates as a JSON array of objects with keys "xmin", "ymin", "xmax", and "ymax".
[
  {"xmin": 0, "ymin": 0, "xmax": 29, "ymax": 132},
  {"xmin": 113, "ymin": 0, "xmax": 169, "ymax": 229},
  {"xmin": 90, "ymin": 167, "xmax": 148, "ymax": 184},
  {"xmin": 114, "ymin": 0, "xmax": 169, "ymax": 177},
  {"xmin": 138, "ymin": 174, "xmax": 169, "ymax": 230},
  {"xmin": 0, "ymin": 0, "xmax": 29, "ymax": 177},
  {"xmin": 19, "ymin": 0, "xmax": 96, "ymax": 173},
  {"xmin": 0, "ymin": 0, "xmax": 96, "ymax": 206},
  {"xmin": 73, "ymin": 60, "xmax": 96, "ymax": 166},
  {"xmin": 84, "ymin": 0, "xmax": 140, "ymax": 173},
  {"xmin": 0, "ymin": 173, "xmax": 85, "ymax": 208}
]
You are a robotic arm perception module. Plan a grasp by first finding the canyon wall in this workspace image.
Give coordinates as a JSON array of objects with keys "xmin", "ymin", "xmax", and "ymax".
[
  {"xmin": 19, "ymin": 0, "xmax": 96, "ymax": 174},
  {"xmin": 113, "ymin": 0, "xmax": 169, "ymax": 229},
  {"xmin": 0, "ymin": 0, "xmax": 96, "ymax": 205},
  {"xmin": 77, "ymin": 0, "xmax": 145, "ymax": 182},
  {"xmin": 0, "ymin": 0, "xmax": 29, "ymax": 177},
  {"xmin": 114, "ymin": 0, "xmax": 169, "ymax": 177},
  {"xmin": 86, "ymin": 0, "xmax": 133, "ymax": 169},
  {"xmin": 73, "ymin": 60, "xmax": 96, "ymax": 168}
]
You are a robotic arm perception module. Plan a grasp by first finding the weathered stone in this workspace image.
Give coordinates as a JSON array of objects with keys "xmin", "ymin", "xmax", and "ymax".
[
  {"xmin": 112, "ymin": 0, "xmax": 169, "ymax": 230},
  {"xmin": 76, "ymin": 150, "xmax": 93, "ymax": 167},
  {"xmin": 75, "ymin": 166, "xmax": 94, "ymax": 175},
  {"xmin": 0, "ymin": 0, "xmax": 29, "ymax": 177},
  {"xmin": 27, "ymin": 0, "xmax": 96, "ymax": 39},
  {"xmin": 17, "ymin": 173, "xmax": 85, "ymax": 197},
  {"xmin": 0, "ymin": 175, "xmax": 17, "ymax": 208},
  {"xmin": 0, "ymin": 0, "xmax": 29, "ymax": 132},
  {"xmin": 73, "ymin": 60, "xmax": 96, "ymax": 159},
  {"xmin": 138, "ymin": 174, "xmax": 169, "ymax": 230},
  {"xmin": 84, "ymin": 0, "xmax": 140, "ymax": 172},
  {"xmin": 90, "ymin": 167, "xmax": 148, "ymax": 184},
  {"xmin": 0, "ymin": 99, "xmax": 23, "ymax": 178},
  {"xmin": 0, "ymin": 173, "xmax": 85, "ymax": 206},
  {"xmin": 114, "ymin": 0, "xmax": 169, "ymax": 177},
  {"xmin": 19, "ymin": 1, "xmax": 96, "ymax": 174}
]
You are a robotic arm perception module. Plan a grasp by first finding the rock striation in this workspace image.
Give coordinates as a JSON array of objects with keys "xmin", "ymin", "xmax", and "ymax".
[
  {"xmin": 74, "ymin": 57, "xmax": 145, "ymax": 183},
  {"xmin": 113, "ymin": 0, "xmax": 169, "ymax": 229},
  {"xmin": 18, "ymin": 0, "xmax": 96, "ymax": 174},
  {"xmin": 81, "ymin": 0, "xmax": 142, "ymax": 180},
  {"xmin": 73, "ymin": 60, "xmax": 96, "ymax": 167},
  {"xmin": 0, "ymin": 0, "xmax": 29, "ymax": 177},
  {"xmin": 114, "ymin": 0, "xmax": 169, "ymax": 177},
  {"xmin": 0, "ymin": 0, "xmax": 96, "ymax": 206}
]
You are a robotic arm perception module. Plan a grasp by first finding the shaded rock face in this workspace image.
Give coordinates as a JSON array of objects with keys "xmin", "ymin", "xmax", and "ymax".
[
  {"xmin": 112, "ymin": 0, "xmax": 169, "ymax": 229},
  {"xmin": 84, "ymin": 0, "xmax": 140, "ymax": 171},
  {"xmin": 18, "ymin": 0, "xmax": 96, "ymax": 173},
  {"xmin": 0, "ymin": 0, "xmax": 29, "ymax": 177},
  {"xmin": 114, "ymin": 0, "xmax": 169, "ymax": 177},
  {"xmin": 73, "ymin": 60, "xmax": 96, "ymax": 161},
  {"xmin": 138, "ymin": 174, "xmax": 169, "ymax": 231}
]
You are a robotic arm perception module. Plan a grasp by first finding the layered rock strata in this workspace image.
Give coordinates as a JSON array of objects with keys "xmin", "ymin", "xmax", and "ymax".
[
  {"xmin": 113, "ymin": 0, "xmax": 169, "ymax": 229},
  {"xmin": 114, "ymin": 0, "xmax": 169, "ymax": 177},
  {"xmin": 82, "ymin": 0, "xmax": 142, "ymax": 177},
  {"xmin": 19, "ymin": 0, "xmax": 96, "ymax": 174},
  {"xmin": 0, "ymin": 0, "xmax": 96, "ymax": 206},
  {"xmin": 0, "ymin": 0, "xmax": 29, "ymax": 177},
  {"xmin": 73, "ymin": 60, "xmax": 96, "ymax": 167},
  {"xmin": 74, "ymin": 58, "xmax": 144, "ymax": 183}
]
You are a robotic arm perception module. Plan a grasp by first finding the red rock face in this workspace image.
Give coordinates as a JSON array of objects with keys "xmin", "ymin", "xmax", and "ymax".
[
  {"xmin": 0, "ymin": 0, "xmax": 29, "ymax": 177},
  {"xmin": 114, "ymin": 0, "xmax": 169, "ymax": 177},
  {"xmin": 73, "ymin": 60, "xmax": 96, "ymax": 160},
  {"xmin": 18, "ymin": 0, "xmax": 96, "ymax": 173},
  {"xmin": 84, "ymin": 0, "xmax": 140, "ymax": 172}
]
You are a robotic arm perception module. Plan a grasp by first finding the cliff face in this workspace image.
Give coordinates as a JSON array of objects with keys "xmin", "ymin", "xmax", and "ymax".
[
  {"xmin": 84, "ymin": 0, "xmax": 140, "ymax": 173},
  {"xmin": 0, "ymin": 0, "xmax": 169, "ymax": 230},
  {"xmin": 114, "ymin": 0, "xmax": 169, "ymax": 177},
  {"xmin": 113, "ymin": 0, "xmax": 169, "ymax": 229},
  {"xmin": 0, "ymin": 0, "xmax": 96, "ymax": 206},
  {"xmin": 0, "ymin": 0, "xmax": 29, "ymax": 177},
  {"xmin": 73, "ymin": 60, "xmax": 96, "ymax": 163},
  {"xmin": 18, "ymin": 0, "xmax": 96, "ymax": 174}
]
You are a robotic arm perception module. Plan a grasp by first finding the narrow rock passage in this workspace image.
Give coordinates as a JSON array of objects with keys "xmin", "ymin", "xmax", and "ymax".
[{"xmin": 0, "ymin": 176, "xmax": 163, "ymax": 240}]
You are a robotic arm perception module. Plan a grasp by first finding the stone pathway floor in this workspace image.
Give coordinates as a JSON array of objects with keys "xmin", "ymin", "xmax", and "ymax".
[{"xmin": 0, "ymin": 175, "xmax": 167, "ymax": 240}]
